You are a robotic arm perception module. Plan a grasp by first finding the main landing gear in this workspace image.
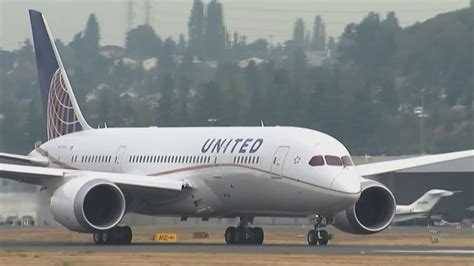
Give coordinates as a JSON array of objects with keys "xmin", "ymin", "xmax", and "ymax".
[
  {"xmin": 307, "ymin": 214, "xmax": 329, "ymax": 246},
  {"xmin": 93, "ymin": 226, "xmax": 132, "ymax": 245},
  {"xmin": 225, "ymin": 217, "xmax": 264, "ymax": 245}
]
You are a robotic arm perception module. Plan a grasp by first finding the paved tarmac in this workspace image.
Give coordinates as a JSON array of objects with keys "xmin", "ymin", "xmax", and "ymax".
[{"xmin": 1, "ymin": 242, "xmax": 473, "ymax": 256}]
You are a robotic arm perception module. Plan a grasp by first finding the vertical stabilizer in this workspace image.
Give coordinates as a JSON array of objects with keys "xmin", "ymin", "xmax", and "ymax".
[
  {"xmin": 29, "ymin": 10, "xmax": 91, "ymax": 140},
  {"xmin": 409, "ymin": 189, "xmax": 457, "ymax": 212}
]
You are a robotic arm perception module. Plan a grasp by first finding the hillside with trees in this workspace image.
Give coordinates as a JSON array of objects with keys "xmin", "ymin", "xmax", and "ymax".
[{"xmin": 0, "ymin": 1, "xmax": 472, "ymax": 155}]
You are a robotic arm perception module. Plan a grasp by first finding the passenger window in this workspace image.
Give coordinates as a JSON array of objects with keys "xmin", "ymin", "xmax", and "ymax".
[
  {"xmin": 342, "ymin": 155, "xmax": 354, "ymax": 166},
  {"xmin": 309, "ymin": 155, "xmax": 325, "ymax": 166},
  {"xmin": 325, "ymin": 155, "xmax": 343, "ymax": 166}
]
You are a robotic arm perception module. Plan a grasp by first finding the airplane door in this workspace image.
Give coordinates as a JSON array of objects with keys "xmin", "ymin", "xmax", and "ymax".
[
  {"xmin": 113, "ymin": 146, "xmax": 127, "ymax": 173},
  {"xmin": 270, "ymin": 146, "xmax": 290, "ymax": 179}
]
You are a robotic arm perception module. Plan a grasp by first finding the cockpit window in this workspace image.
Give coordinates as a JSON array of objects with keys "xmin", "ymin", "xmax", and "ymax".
[
  {"xmin": 308, "ymin": 155, "xmax": 325, "ymax": 166},
  {"xmin": 342, "ymin": 155, "xmax": 354, "ymax": 166},
  {"xmin": 325, "ymin": 155, "xmax": 343, "ymax": 166}
]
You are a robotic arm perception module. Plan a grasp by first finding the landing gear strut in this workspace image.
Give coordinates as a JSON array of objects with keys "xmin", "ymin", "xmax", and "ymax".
[
  {"xmin": 225, "ymin": 217, "xmax": 264, "ymax": 245},
  {"xmin": 93, "ymin": 225, "xmax": 132, "ymax": 245},
  {"xmin": 307, "ymin": 214, "xmax": 329, "ymax": 246}
]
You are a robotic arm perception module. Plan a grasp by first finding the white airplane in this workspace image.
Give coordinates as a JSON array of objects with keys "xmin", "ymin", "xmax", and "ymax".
[
  {"xmin": 0, "ymin": 10, "xmax": 472, "ymax": 246},
  {"xmin": 393, "ymin": 189, "xmax": 460, "ymax": 223}
]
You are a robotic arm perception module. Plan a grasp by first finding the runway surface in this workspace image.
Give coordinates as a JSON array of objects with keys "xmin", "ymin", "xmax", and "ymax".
[{"xmin": 1, "ymin": 242, "xmax": 473, "ymax": 256}]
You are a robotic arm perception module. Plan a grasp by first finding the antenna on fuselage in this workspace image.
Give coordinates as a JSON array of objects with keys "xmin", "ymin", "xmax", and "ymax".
[{"xmin": 260, "ymin": 120, "xmax": 265, "ymax": 127}]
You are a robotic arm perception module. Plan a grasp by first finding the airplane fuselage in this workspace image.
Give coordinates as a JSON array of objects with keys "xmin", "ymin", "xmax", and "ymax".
[{"xmin": 31, "ymin": 126, "xmax": 361, "ymax": 218}]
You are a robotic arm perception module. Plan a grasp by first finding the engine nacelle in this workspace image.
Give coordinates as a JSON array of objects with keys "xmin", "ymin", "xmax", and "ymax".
[
  {"xmin": 333, "ymin": 179, "xmax": 396, "ymax": 234},
  {"xmin": 50, "ymin": 178, "xmax": 126, "ymax": 233}
]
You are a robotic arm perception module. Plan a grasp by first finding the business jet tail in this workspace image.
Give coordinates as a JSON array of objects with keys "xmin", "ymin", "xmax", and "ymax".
[
  {"xmin": 29, "ymin": 10, "xmax": 91, "ymax": 140},
  {"xmin": 409, "ymin": 189, "xmax": 460, "ymax": 212}
]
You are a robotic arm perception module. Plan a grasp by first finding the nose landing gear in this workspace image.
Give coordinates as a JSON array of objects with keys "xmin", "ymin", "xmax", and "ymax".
[
  {"xmin": 224, "ymin": 217, "xmax": 264, "ymax": 245},
  {"xmin": 307, "ymin": 214, "xmax": 329, "ymax": 246}
]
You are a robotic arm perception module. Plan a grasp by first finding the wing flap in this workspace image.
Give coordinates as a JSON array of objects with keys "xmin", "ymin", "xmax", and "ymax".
[{"xmin": 357, "ymin": 150, "xmax": 474, "ymax": 177}]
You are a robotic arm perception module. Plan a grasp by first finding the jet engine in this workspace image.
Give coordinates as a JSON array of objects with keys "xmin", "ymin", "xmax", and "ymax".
[
  {"xmin": 333, "ymin": 179, "xmax": 396, "ymax": 234},
  {"xmin": 50, "ymin": 178, "xmax": 126, "ymax": 232}
]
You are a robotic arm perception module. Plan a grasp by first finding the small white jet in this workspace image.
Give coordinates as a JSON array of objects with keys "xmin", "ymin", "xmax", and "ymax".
[
  {"xmin": 0, "ymin": 10, "xmax": 472, "ymax": 246},
  {"xmin": 393, "ymin": 189, "xmax": 460, "ymax": 223}
]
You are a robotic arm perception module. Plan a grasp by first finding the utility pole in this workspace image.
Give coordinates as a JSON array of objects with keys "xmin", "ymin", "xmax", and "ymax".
[
  {"xmin": 126, "ymin": 0, "xmax": 135, "ymax": 32},
  {"xmin": 145, "ymin": 0, "xmax": 152, "ymax": 26}
]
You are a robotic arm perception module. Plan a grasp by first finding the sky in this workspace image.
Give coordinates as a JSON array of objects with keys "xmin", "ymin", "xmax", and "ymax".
[{"xmin": 0, "ymin": 0, "xmax": 470, "ymax": 50}]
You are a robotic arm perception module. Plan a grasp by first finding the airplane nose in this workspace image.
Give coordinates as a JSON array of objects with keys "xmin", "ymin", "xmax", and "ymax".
[{"xmin": 331, "ymin": 169, "xmax": 361, "ymax": 194}]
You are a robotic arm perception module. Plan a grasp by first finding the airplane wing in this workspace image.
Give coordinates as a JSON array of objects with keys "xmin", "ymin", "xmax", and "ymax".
[
  {"xmin": 0, "ymin": 152, "xmax": 49, "ymax": 167},
  {"xmin": 356, "ymin": 150, "xmax": 473, "ymax": 177},
  {"xmin": 0, "ymin": 163, "xmax": 186, "ymax": 191}
]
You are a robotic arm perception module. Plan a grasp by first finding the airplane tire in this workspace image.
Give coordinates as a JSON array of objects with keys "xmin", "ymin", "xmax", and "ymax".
[
  {"xmin": 93, "ymin": 231, "xmax": 103, "ymax": 245},
  {"xmin": 234, "ymin": 227, "xmax": 246, "ymax": 244},
  {"xmin": 318, "ymin": 230, "xmax": 329, "ymax": 246},
  {"xmin": 225, "ymin": 226, "xmax": 236, "ymax": 244},
  {"xmin": 307, "ymin": 230, "xmax": 318, "ymax": 246},
  {"xmin": 101, "ymin": 230, "xmax": 111, "ymax": 244},
  {"xmin": 253, "ymin": 227, "xmax": 264, "ymax": 245},
  {"xmin": 93, "ymin": 226, "xmax": 133, "ymax": 245},
  {"xmin": 118, "ymin": 226, "xmax": 132, "ymax": 245},
  {"xmin": 122, "ymin": 226, "xmax": 133, "ymax": 245}
]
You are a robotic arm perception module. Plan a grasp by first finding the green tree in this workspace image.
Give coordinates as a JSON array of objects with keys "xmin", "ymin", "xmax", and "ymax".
[
  {"xmin": 82, "ymin": 14, "xmax": 100, "ymax": 55},
  {"xmin": 157, "ymin": 74, "xmax": 175, "ymax": 126},
  {"xmin": 290, "ymin": 47, "xmax": 307, "ymax": 86},
  {"xmin": 292, "ymin": 18, "xmax": 305, "ymax": 49},
  {"xmin": 310, "ymin": 15, "xmax": 326, "ymax": 50},
  {"xmin": 192, "ymin": 81, "xmax": 223, "ymax": 125},
  {"xmin": 0, "ymin": 50, "xmax": 16, "ymax": 73},
  {"xmin": 159, "ymin": 38, "xmax": 177, "ymax": 73},
  {"xmin": 16, "ymin": 39, "xmax": 34, "ymax": 65},
  {"xmin": 125, "ymin": 25, "xmax": 162, "ymax": 60},
  {"xmin": 188, "ymin": 0, "xmax": 205, "ymax": 57},
  {"xmin": 177, "ymin": 33, "xmax": 186, "ymax": 55},
  {"xmin": 247, "ymin": 39, "xmax": 269, "ymax": 59},
  {"xmin": 24, "ymin": 99, "xmax": 44, "ymax": 145},
  {"xmin": 69, "ymin": 14, "xmax": 100, "ymax": 58},
  {"xmin": 204, "ymin": 0, "xmax": 226, "ymax": 60}
]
